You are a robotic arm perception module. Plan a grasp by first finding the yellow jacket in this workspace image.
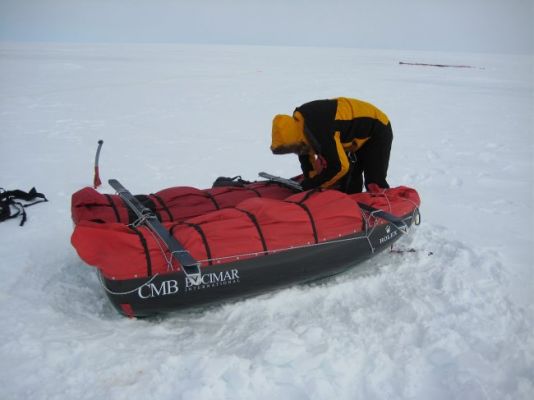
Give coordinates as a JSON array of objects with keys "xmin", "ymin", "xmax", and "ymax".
[{"xmin": 271, "ymin": 97, "xmax": 390, "ymax": 189}]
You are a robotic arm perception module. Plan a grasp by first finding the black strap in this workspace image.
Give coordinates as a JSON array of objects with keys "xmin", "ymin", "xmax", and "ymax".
[
  {"xmin": 212, "ymin": 175, "xmax": 250, "ymax": 188},
  {"xmin": 0, "ymin": 200, "xmax": 25, "ymax": 225},
  {"xmin": 171, "ymin": 222, "xmax": 213, "ymax": 266},
  {"xmin": 235, "ymin": 208, "xmax": 268, "ymax": 254},
  {"xmin": 204, "ymin": 192, "xmax": 220, "ymax": 210},
  {"xmin": 285, "ymin": 196, "xmax": 319, "ymax": 244},
  {"xmin": 104, "ymin": 194, "xmax": 121, "ymax": 222},
  {"xmin": 297, "ymin": 188, "xmax": 321, "ymax": 203},
  {"xmin": 150, "ymin": 193, "xmax": 174, "ymax": 221},
  {"xmin": 129, "ymin": 225, "xmax": 152, "ymax": 277},
  {"xmin": 295, "ymin": 202, "xmax": 319, "ymax": 244},
  {"xmin": 244, "ymin": 187, "xmax": 262, "ymax": 197},
  {"xmin": 0, "ymin": 198, "xmax": 11, "ymax": 221},
  {"xmin": 0, "ymin": 187, "xmax": 48, "ymax": 226},
  {"xmin": 0, "ymin": 187, "xmax": 47, "ymax": 203}
]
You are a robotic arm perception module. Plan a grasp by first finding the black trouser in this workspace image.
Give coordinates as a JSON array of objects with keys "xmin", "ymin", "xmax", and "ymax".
[{"xmin": 339, "ymin": 123, "xmax": 393, "ymax": 194}]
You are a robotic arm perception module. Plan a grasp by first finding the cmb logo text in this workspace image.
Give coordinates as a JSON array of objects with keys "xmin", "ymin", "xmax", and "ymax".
[{"xmin": 138, "ymin": 280, "xmax": 179, "ymax": 299}]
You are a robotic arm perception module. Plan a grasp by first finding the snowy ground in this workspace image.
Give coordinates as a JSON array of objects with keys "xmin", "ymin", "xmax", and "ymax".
[{"xmin": 0, "ymin": 43, "xmax": 532, "ymax": 400}]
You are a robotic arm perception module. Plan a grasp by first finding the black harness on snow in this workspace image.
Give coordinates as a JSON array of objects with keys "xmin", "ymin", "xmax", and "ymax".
[{"xmin": 0, "ymin": 187, "xmax": 48, "ymax": 226}]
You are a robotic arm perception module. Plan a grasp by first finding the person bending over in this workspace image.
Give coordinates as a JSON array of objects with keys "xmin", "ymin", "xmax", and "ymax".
[{"xmin": 271, "ymin": 97, "xmax": 393, "ymax": 193}]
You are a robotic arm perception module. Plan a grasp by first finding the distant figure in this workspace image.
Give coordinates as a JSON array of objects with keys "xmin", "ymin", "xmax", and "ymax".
[{"xmin": 271, "ymin": 97, "xmax": 393, "ymax": 193}]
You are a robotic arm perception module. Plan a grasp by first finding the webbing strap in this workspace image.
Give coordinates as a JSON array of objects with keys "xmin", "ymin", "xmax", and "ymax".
[
  {"xmin": 150, "ymin": 193, "xmax": 174, "ymax": 221},
  {"xmin": 0, "ymin": 200, "xmax": 25, "ymax": 225},
  {"xmin": 0, "ymin": 187, "xmax": 47, "ymax": 203},
  {"xmin": 245, "ymin": 187, "xmax": 262, "ymax": 197},
  {"xmin": 286, "ymin": 190, "xmax": 320, "ymax": 244},
  {"xmin": 129, "ymin": 225, "xmax": 153, "ymax": 277},
  {"xmin": 204, "ymin": 192, "xmax": 220, "ymax": 210},
  {"xmin": 294, "ymin": 202, "xmax": 319, "ymax": 244},
  {"xmin": 235, "ymin": 208, "xmax": 268, "ymax": 254},
  {"xmin": 296, "ymin": 188, "xmax": 321, "ymax": 203},
  {"xmin": 0, "ymin": 187, "xmax": 48, "ymax": 226},
  {"xmin": 171, "ymin": 222, "xmax": 213, "ymax": 266},
  {"xmin": 104, "ymin": 194, "xmax": 121, "ymax": 222}
]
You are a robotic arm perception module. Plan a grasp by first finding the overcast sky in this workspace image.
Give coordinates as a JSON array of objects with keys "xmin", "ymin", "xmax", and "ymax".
[{"xmin": 1, "ymin": 0, "xmax": 532, "ymax": 54}]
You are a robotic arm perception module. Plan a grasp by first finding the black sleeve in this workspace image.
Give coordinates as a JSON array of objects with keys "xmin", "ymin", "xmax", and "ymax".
[
  {"xmin": 298, "ymin": 154, "xmax": 314, "ymax": 178},
  {"xmin": 296, "ymin": 100, "xmax": 337, "ymax": 152},
  {"xmin": 297, "ymin": 100, "xmax": 343, "ymax": 188},
  {"xmin": 301, "ymin": 134, "xmax": 342, "ymax": 189}
]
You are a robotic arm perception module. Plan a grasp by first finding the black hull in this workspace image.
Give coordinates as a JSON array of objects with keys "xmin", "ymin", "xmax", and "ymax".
[{"xmin": 101, "ymin": 214, "xmax": 415, "ymax": 317}]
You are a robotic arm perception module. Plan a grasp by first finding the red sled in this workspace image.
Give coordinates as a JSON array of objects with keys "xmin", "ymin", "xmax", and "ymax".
[{"xmin": 71, "ymin": 176, "xmax": 421, "ymax": 317}]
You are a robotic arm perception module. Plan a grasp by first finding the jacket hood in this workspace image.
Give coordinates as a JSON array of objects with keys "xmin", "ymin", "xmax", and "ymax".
[{"xmin": 271, "ymin": 112, "xmax": 306, "ymax": 154}]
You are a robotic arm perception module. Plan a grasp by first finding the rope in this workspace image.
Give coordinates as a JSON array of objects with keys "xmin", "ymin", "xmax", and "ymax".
[
  {"xmin": 360, "ymin": 210, "xmax": 381, "ymax": 253},
  {"xmin": 98, "ymin": 272, "xmax": 160, "ymax": 295},
  {"xmin": 194, "ymin": 234, "xmax": 369, "ymax": 264},
  {"xmin": 362, "ymin": 189, "xmax": 422, "ymax": 233},
  {"xmin": 130, "ymin": 211, "xmax": 152, "ymax": 228}
]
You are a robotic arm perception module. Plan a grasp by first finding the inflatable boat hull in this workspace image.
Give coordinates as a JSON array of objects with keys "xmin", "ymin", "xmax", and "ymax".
[{"xmin": 101, "ymin": 214, "xmax": 414, "ymax": 317}]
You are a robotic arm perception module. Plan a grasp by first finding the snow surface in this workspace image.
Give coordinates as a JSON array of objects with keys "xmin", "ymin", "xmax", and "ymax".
[{"xmin": 0, "ymin": 43, "xmax": 533, "ymax": 400}]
